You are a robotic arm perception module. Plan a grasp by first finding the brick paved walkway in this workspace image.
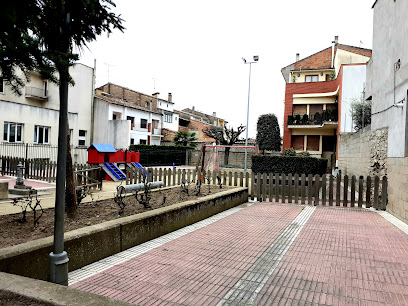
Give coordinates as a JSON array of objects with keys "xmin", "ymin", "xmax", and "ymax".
[{"xmin": 70, "ymin": 203, "xmax": 408, "ymax": 305}]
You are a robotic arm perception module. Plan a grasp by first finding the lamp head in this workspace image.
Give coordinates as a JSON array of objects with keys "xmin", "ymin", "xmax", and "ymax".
[
  {"xmin": 253, "ymin": 55, "xmax": 259, "ymax": 62},
  {"xmin": 242, "ymin": 57, "xmax": 247, "ymax": 63}
]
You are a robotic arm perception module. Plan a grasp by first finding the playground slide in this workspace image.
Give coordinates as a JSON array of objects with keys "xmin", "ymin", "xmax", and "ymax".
[{"xmin": 101, "ymin": 162, "xmax": 126, "ymax": 181}]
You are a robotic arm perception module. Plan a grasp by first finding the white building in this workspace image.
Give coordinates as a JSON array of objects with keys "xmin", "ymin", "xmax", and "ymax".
[
  {"xmin": 0, "ymin": 64, "xmax": 94, "ymax": 163},
  {"xmin": 156, "ymin": 93, "xmax": 178, "ymax": 133},
  {"xmin": 365, "ymin": 0, "xmax": 408, "ymax": 223},
  {"xmin": 93, "ymin": 84, "xmax": 165, "ymax": 148}
]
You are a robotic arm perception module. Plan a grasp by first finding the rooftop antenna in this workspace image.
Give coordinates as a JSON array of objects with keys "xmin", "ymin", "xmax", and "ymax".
[
  {"xmin": 152, "ymin": 77, "xmax": 157, "ymax": 92},
  {"xmin": 104, "ymin": 62, "xmax": 115, "ymax": 82},
  {"xmin": 359, "ymin": 40, "xmax": 363, "ymax": 48}
]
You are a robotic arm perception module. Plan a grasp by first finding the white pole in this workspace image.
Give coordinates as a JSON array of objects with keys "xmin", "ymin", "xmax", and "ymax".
[{"xmin": 244, "ymin": 63, "xmax": 252, "ymax": 172}]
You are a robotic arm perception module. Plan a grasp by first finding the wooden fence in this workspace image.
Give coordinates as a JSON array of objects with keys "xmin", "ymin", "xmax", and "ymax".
[
  {"xmin": 250, "ymin": 173, "xmax": 387, "ymax": 210},
  {"xmin": 126, "ymin": 167, "xmax": 387, "ymax": 210},
  {"xmin": 0, "ymin": 156, "xmax": 102, "ymax": 189},
  {"xmin": 74, "ymin": 165, "xmax": 103, "ymax": 190},
  {"xmin": 126, "ymin": 167, "xmax": 250, "ymax": 188}
]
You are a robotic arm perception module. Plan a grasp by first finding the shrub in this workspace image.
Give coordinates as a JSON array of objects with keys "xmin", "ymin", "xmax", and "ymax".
[
  {"xmin": 129, "ymin": 145, "xmax": 189, "ymax": 166},
  {"xmin": 283, "ymin": 148, "xmax": 296, "ymax": 156},
  {"xmin": 297, "ymin": 151, "xmax": 310, "ymax": 157},
  {"xmin": 252, "ymin": 155, "xmax": 328, "ymax": 175},
  {"xmin": 302, "ymin": 114, "xmax": 309, "ymax": 124}
]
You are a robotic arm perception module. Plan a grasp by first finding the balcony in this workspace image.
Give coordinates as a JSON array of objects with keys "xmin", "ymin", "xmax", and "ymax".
[
  {"xmin": 131, "ymin": 123, "xmax": 148, "ymax": 132},
  {"xmin": 25, "ymin": 86, "xmax": 48, "ymax": 101},
  {"xmin": 288, "ymin": 110, "xmax": 338, "ymax": 129}
]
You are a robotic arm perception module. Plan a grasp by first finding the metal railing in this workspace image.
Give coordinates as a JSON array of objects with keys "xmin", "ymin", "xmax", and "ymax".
[
  {"xmin": 131, "ymin": 123, "xmax": 148, "ymax": 131},
  {"xmin": 25, "ymin": 86, "xmax": 47, "ymax": 99},
  {"xmin": 287, "ymin": 111, "xmax": 338, "ymax": 126},
  {"xmin": 0, "ymin": 142, "xmax": 88, "ymax": 164}
]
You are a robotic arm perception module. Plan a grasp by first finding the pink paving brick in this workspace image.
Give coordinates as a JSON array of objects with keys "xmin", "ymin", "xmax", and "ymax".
[
  {"xmin": 254, "ymin": 207, "xmax": 408, "ymax": 305},
  {"xmin": 71, "ymin": 204, "xmax": 302, "ymax": 305},
  {"xmin": 0, "ymin": 175, "xmax": 55, "ymax": 189},
  {"xmin": 71, "ymin": 204, "xmax": 408, "ymax": 305}
]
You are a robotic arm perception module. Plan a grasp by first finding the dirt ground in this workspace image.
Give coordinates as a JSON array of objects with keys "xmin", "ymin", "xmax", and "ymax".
[
  {"xmin": 0, "ymin": 290, "xmax": 54, "ymax": 306},
  {"xmin": 0, "ymin": 184, "xmax": 230, "ymax": 248}
]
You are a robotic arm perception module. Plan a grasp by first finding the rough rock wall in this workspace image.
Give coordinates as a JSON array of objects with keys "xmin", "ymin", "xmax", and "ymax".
[{"xmin": 338, "ymin": 125, "xmax": 388, "ymax": 178}]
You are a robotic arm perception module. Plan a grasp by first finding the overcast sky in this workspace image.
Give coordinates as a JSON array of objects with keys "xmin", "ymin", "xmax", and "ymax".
[{"xmin": 78, "ymin": 0, "xmax": 374, "ymax": 139}]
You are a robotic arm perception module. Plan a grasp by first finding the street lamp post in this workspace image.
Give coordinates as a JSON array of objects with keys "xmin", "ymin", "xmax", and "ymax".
[{"xmin": 242, "ymin": 55, "xmax": 259, "ymax": 172}]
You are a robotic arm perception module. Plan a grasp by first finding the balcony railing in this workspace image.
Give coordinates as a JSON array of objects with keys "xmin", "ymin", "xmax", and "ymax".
[
  {"xmin": 25, "ymin": 86, "xmax": 48, "ymax": 100},
  {"xmin": 153, "ymin": 128, "xmax": 161, "ymax": 135},
  {"xmin": 287, "ymin": 110, "xmax": 338, "ymax": 127},
  {"xmin": 131, "ymin": 123, "xmax": 148, "ymax": 131}
]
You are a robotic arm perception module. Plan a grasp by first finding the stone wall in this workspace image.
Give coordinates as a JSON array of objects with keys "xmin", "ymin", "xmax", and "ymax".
[
  {"xmin": 338, "ymin": 125, "xmax": 388, "ymax": 178},
  {"xmin": 387, "ymin": 157, "xmax": 408, "ymax": 223}
]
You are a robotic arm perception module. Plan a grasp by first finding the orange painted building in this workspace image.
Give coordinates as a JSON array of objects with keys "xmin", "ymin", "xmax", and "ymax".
[{"xmin": 281, "ymin": 36, "xmax": 371, "ymax": 169}]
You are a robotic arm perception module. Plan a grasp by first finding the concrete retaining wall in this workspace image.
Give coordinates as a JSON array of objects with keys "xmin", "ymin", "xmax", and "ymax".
[
  {"xmin": 0, "ymin": 272, "xmax": 130, "ymax": 305},
  {"xmin": 0, "ymin": 187, "xmax": 248, "ymax": 281}
]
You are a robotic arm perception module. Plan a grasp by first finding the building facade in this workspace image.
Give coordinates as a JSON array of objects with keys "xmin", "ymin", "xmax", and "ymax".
[
  {"xmin": 0, "ymin": 64, "xmax": 94, "ymax": 163},
  {"xmin": 281, "ymin": 37, "xmax": 371, "ymax": 168},
  {"xmin": 0, "ymin": 64, "xmax": 94, "ymax": 147},
  {"xmin": 365, "ymin": 0, "xmax": 408, "ymax": 222},
  {"xmin": 93, "ymin": 83, "xmax": 165, "ymax": 148}
]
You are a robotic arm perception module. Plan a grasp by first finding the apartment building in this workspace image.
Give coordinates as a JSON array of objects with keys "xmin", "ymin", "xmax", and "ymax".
[
  {"xmin": 0, "ymin": 64, "xmax": 94, "ymax": 148},
  {"xmin": 93, "ymin": 83, "xmax": 166, "ymax": 148},
  {"xmin": 281, "ymin": 36, "xmax": 371, "ymax": 168}
]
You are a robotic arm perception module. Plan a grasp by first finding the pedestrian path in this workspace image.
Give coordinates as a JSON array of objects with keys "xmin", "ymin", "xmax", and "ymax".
[{"xmin": 70, "ymin": 203, "xmax": 408, "ymax": 305}]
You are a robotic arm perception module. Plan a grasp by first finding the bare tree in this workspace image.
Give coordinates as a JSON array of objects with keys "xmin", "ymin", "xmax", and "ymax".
[{"xmin": 202, "ymin": 125, "xmax": 246, "ymax": 165}]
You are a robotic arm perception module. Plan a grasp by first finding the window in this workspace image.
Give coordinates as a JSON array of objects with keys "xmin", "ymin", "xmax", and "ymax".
[
  {"xmin": 69, "ymin": 129, "xmax": 73, "ymax": 145},
  {"xmin": 78, "ymin": 130, "xmax": 86, "ymax": 146},
  {"xmin": 164, "ymin": 113, "xmax": 172, "ymax": 123},
  {"xmin": 0, "ymin": 78, "xmax": 4, "ymax": 94},
  {"xmin": 305, "ymin": 75, "xmax": 318, "ymax": 82},
  {"xmin": 140, "ymin": 139, "xmax": 147, "ymax": 145},
  {"xmin": 34, "ymin": 126, "xmax": 50, "ymax": 144},
  {"xmin": 306, "ymin": 135, "xmax": 320, "ymax": 151},
  {"xmin": 140, "ymin": 119, "xmax": 147, "ymax": 129},
  {"xmin": 112, "ymin": 112, "xmax": 121, "ymax": 120},
  {"xmin": 291, "ymin": 135, "xmax": 304, "ymax": 151},
  {"xmin": 130, "ymin": 138, "xmax": 135, "ymax": 145},
  {"xmin": 3, "ymin": 122, "xmax": 23, "ymax": 143},
  {"xmin": 145, "ymin": 101, "xmax": 149, "ymax": 108},
  {"xmin": 127, "ymin": 116, "xmax": 135, "ymax": 129}
]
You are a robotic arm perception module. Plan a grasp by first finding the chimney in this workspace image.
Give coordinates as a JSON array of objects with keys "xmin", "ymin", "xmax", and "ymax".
[
  {"xmin": 331, "ymin": 36, "xmax": 339, "ymax": 68},
  {"xmin": 296, "ymin": 53, "xmax": 300, "ymax": 62},
  {"xmin": 213, "ymin": 112, "xmax": 216, "ymax": 117},
  {"xmin": 168, "ymin": 93, "xmax": 172, "ymax": 102},
  {"xmin": 192, "ymin": 106, "xmax": 195, "ymax": 112}
]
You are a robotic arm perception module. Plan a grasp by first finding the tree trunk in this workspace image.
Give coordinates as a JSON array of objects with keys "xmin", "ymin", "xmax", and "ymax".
[
  {"xmin": 224, "ymin": 147, "xmax": 230, "ymax": 165},
  {"xmin": 53, "ymin": 65, "xmax": 69, "ymax": 257},
  {"xmin": 65, "ymin": 121, "xmax": 77, "ymax": 217}
]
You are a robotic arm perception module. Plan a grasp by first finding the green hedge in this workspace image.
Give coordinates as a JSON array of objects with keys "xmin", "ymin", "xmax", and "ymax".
[
  {"xmin": 129, "ymin": 145, "xmax": 189, "ymax": 166},
  {"xmin": 251, "ymin": 155, "xmax": 328, "ymax": 175}
]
